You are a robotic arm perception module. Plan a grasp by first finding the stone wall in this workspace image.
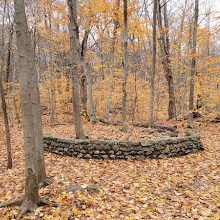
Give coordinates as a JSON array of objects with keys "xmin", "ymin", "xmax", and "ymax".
[{"xmin": 43, "ymin": 132, "xmax": 204, "ymax": 160}]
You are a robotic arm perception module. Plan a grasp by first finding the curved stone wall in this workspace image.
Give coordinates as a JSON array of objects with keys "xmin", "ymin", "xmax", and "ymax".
[{"xmin": 43, "ymin": 132, "xmax": 204, "ymax": 160}]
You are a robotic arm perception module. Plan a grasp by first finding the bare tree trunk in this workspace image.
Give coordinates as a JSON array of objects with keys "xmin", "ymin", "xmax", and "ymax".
[
  {"xmin": 0, "ymin": 0, "xmax": 12, "ymax": 169},
  {"xmin": 80, "ymin": 32, "xmax": 96, "ymax": 123},
  {"xmin": 84, "ymin": 65, "xmax": 96, "ymax": 123},
  {"xmin": 5, "ymin": 27, "xmax": 13, "ymax": 84},
  {"xmin": 0, "ymin": 71, "xmax": 12, "ymax": 169},
  {"xmin": 67, "ymin": 0, "xmax": 86, "ymax": 139},
  {"xmin": 187, "ymin": 0, "xmax": 199, "ymax": 128},
  {"xmin": 157, "ymin": 0, "xmax": 176, "ymax": 120},
  {"xmin": 217, "ymin": 83, "xmax": 219, "ymax": 112},
  {"xmin": 149, "ymin": 0, "xmax": 157, "ymax": 126},
  {"xmin": 0, "ymin": 1, "xmax": 56, "ymax": 218},
  {"xmin": 131, "ymin": 72, "xmax": 137, "ymax": 123},
  {"xmin": 104, "ymin": 75, "xmax": 113, "ymax": 121},
  {"xmin": 122, "ymin": 0, "xmax": 130, "ymax": 131},
  {"xmin": 104, "ymin": 0, "xmax": 120, "ymax": 121},
  {"xmin": 48, "ymin": 2, "xmax": 55, "ymax": 126},
  {"xmin": 80, "ymin": 74, "xmax": 88, "ymax": 117},
  {"xmin": 176, "ymin": 0, "xmax": 187, "ymax": 119}
]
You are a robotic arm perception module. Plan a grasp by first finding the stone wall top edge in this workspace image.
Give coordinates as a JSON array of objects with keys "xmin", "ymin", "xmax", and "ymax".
[{"xmin": 43, "ymin": 132, "xmax": 200, "ymax": 144}]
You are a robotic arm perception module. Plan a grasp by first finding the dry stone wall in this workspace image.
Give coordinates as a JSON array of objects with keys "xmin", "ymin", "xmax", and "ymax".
[{"xmin": 43, "ymin": 132, "xmax": 204, "ymax": 160}]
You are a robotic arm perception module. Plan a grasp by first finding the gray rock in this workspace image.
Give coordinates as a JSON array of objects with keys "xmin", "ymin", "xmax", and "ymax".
[
  {"xmin": 124, "ymin": 152, "xmax": 130, "ymax": 156},
  {"xmin": 94, "ymin": 150, "xmax": 100, "ymax": 154},
  {"xmin": 110, "ymin": 155, "xmax": 116, "ymax": 159},
  {"xmin": 135, "ymin": 155, "xmax": 145, "ymax": 160},
  {"xmin": 109, "ymin": 150, "xmax": 114, "ymax": 155},
  {"xmin": 112, "ymin": 145, "xmax": 120, "ymax": 151},
  {"xmin": 164, "ymin": 146, "xmax": 170, "ymax": 153},
  {"xmin": 84, "ymin": 154, "xmax": 92, "ymax": 159},
  {"xmin": 141, "ymin": 141, "xmax": 153, "ymax": 147},
  {"xmin": 96, "ymin": 145, "xmax": 111, "ymax": 150},
  {"xmin": 145, "ymin": 150, "xmax": 153, "ymax": 156},
  {"xmin": 158, "ymin": 154, "xmax": 165, "ymax": 159},
  {"xmin": 77, "ymin": 153, "xmax": 84, "ymax": 158},
  {"xmin": 67, "ymin": 184, "xmax": 102, "ymax": 193},
  {"xmin": 116, "ymin": 151, "xmax": 122, "ymax": 155}
]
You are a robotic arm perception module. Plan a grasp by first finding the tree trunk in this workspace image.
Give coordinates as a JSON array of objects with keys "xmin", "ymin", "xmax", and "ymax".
[
  {"xmin": 104, "ymin": 0, "xmax": 120, "ymax": 121},
  {"xmin": 48, "ymin": 2, "xmax": 55, "ymax": 126},
  {"xmin": 104, "ymin": 76, "xmax": 113, "ymax": 121},
  {"xmin": 0, "ymin": 0, "xmax": 12, "ymax": 169},
  {"xmin": 176, "ymin": 0, "xmax": 187, "ymax": 119},
  {"xmin": 157, "ymin": 0, "xmax": 176, "ymax": 120},
  {"xmin": 149, "ymin": 0, "xmax": 157, "ymax": 126},
  {"xmin": 0, "ymin": 72, "xmax": 12, "ymax": 169},
  {"xmin": 5, "ymin": 27, "xmax": 13, "ymax": 84},
  {"xmin": 15, "ymin": 0, "xmax": 47, "ymax": 187},
  {"xmin": 131, "ymin": 72, "xmax": 137, "ymax": 123},
  {"xmin": 0, "ymin": 0, "xmax": 55, "ymax": 218},
  {"xmin": 80, "ymin": 32, "xmax": 96, "ymax": 123},
  {"xmin": 187, "ymin": 0, "xmax": 199, "ymax": 128},
  {"xmin": 122, "ymin": 0, "xmax": 130, "ymax": 132},
  {"xmin": 84, "ymin": 63, "xmax": 96, "ymax": 123},
  {"xmin": 80, "ymin": 74, "xmax": 88, "ymax": 117},
  {"xmin": 67, "ymin": 0, "xmax": 86, "ymax": 139}
]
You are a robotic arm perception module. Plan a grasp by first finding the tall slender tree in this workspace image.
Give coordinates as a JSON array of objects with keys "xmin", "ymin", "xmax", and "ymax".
[
  {"xmin": 0, "ymin": 0, "xmax": 56, "ymax": 218},
  {"xmin": 0, "ymin": 71, "xmax": 12, "ymax": 169},
  {"xmin": 157, "ymin": 0, "xmax": 176, "ymax": 120},
  {"xmin": 80, "ymin": 28, "xmax": 97, "ymax": 123},
  {"xmin": 149, "ymin": 0, "xmax": 157, "ymax": 126},
  {"xmin": 122, "ymin": 0, "xmax": 130, "ymax": 131},
  {"xmin": 67, "ymin": 0, "xmax": 86, "ymax": 139},
  {"xmin": 104, "ymin": 0, "xmax": 120, "ymax": 121},
  {"xmin": 187, "ymin": 0, "xmax": 199, "ymax": 128},
  {"xmin": 0, "ymin": 0, "xmax": 12, "ymax": 169}
]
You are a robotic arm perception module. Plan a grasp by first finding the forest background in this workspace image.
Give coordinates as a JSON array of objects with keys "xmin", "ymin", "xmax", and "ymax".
[{"xmin": 0, "ymin": 0, "xmax": 219, "ymax": 125}]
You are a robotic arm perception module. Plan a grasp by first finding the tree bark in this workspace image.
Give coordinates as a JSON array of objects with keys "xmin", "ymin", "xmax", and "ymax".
[
  {"xmin": 80, "ymin": 74, "xmax": 88, "ymax": 117},
  {"xmin": 0, "ymin": 72, "xmax": 12, "ymax": 169},
  {"xmin": 187, "ymin": 0, "xmax": 199, "ymax": 128},
  {"xmin": 67, "ymin": 0, "xmax": 86, "ymax": 139},
  {"xmin": 122, "ymin": 0, "xmax": 130, "ymax": 131},
  {"xmin": 157, "ymin": 0, "xmax": 176, "ymax": 120},
  {"xmin": 131, "ymin": 72, "xmax": 137, "ymax": 123},
  {"xmin": 14, "ymin": 0, "xmax": 47, "ymax": 186},
  {"xmin": 48, "ymin": 1, "xmax": 55, "ymax": 126},
  {"xmin": 80, "ymin": 30, "xmax": 96, "ymax": 123},
  {"xmin": 0, "ymin": 0, "xmax": 12, "ymax": 169},
  {"xmin": 104, "ymin": 0, "xmax": 120, "ymax": 121},
  {"xmin": 0, "ymin": 0, "xmax": 55, "ymax": 218},
  {"xmin": 149, "ymin": 0, "xmax": 157, "ymax": 126}
]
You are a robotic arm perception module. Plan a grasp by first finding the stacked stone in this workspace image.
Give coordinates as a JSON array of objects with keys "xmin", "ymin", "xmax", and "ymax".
[{"xmin": 43, "ymin": 133, "xmax": 204, "ymax": 160}]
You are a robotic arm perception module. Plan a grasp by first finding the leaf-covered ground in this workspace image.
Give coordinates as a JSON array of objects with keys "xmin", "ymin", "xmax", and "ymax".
[{"xmin": 0, "ymin": 119, "xmax": 219, "ymax": 219}]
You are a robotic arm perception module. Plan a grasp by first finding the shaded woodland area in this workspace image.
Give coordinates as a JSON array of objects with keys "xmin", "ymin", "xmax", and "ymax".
[{"xmin": 0, "ymin": 0, "xmax": 219, "ymax": 219}]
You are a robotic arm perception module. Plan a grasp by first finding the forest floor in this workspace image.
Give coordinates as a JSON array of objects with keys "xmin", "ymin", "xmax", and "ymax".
[{"xmin": 0, "ymin": 117, "xmax": 219, "ymax": 219}]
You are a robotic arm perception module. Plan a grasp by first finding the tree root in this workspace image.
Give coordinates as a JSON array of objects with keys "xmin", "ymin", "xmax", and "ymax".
[
  {"xmin": 17, "ymin": 207, "xmax": 29, "ymax": 220},
  {"xmin": 0, "ymin": 197, "xmax": 57, "ymax": 220},
  {"xmin": 38, "ymin": 198, "xmax": 58, "ymax": 207},
  {"xmin": 0, "ymin": 198, "xmax": 23, "ymax": 207},
  {"xmin": 39, "ymin": 178, "xmax": 50, "ymax": 189}
]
